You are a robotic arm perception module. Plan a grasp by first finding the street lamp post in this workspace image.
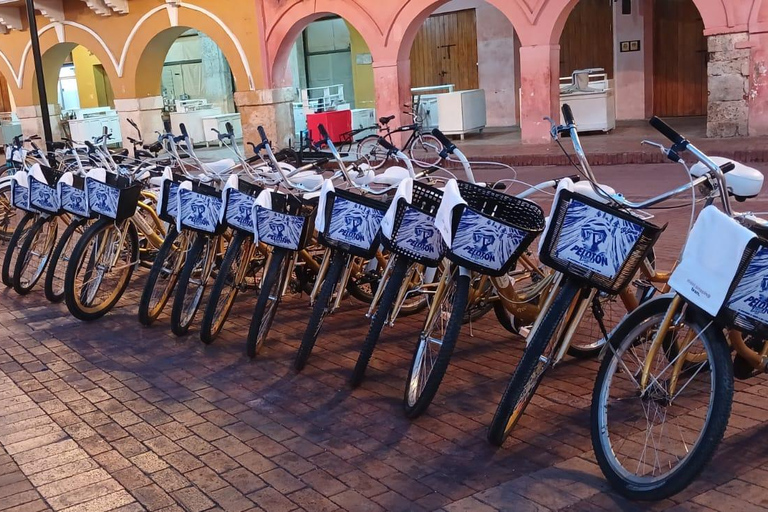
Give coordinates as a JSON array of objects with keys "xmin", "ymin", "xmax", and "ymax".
[{"xmin": 24, "ymin": 0, "xmax": 53, "ymax": 150}]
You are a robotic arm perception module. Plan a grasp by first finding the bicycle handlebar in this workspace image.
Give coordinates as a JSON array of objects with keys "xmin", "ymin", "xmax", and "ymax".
[
  {"xmin": 562, "ymin": 104, "xmax": 575, "ymax": 126},
  {"xmin": 649, "ymin": 116, "xmax": 687, "ymax": 148},
  {"xmin": 258, "ymin": 125, "xmax": 268, "ymax": 143},
  {"xmin": 431, "ymin": 129, "xmax": 455, "ymax": 154}
]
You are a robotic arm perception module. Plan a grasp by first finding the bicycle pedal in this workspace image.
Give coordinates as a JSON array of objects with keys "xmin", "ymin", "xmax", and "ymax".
[{"xmin": 520, "ymin": 326, "xmax": 531, "ymax": 338}]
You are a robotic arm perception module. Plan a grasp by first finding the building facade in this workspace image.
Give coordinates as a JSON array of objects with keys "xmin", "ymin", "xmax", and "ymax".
[{"xmin": 0, "ymin": 0, "xmax": 765, "ymax": 146}]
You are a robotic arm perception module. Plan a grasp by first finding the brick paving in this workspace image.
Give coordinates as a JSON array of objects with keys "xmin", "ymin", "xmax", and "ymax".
[{"xmin": 1, "ymin": 163, "xmax": 768, "ymax": 512}]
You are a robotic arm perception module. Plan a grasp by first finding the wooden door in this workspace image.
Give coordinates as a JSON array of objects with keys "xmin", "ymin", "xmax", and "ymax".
[
  {"xmin": 0, "ymin": 75, "xmax": 10, "ymax": 113},
  {"xmin": 410, "ymin": 9, "xmax": 479, "ymax": 91},
  {"xmin": 653, "ymin": 0, "xmax": 707, "ymax": 116},
  {"xmin": 560, "ymin": 0, "xmax": 614, "ymax": 77}
]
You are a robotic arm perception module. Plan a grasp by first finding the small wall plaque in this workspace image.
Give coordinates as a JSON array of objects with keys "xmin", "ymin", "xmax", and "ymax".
[
  {"xmin": 620, "ymin": 40, "xmax": 641, "ymax": 53},
  {"xmin": 356, "ymin": 53, "xmax": 373, "ymax": 65}
]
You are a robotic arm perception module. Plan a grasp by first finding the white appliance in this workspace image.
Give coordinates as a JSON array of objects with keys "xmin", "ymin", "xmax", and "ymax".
[
  {"xmin": 65, "ymin": 107, "xmax": 122, "ymax": 144},
  {"xmin": 0, "ymin": 113, "xmax": 22, "ymax": 146},
  {"xmin": 202, "ymin": 114, "xmax": 243, "ymax": 146},
  {"xmin": 559, "ymin": 69, "xmax": 616, "ymax": 132},
  {"xmin": 170, "ymin": 99, "xmax": 221, "ymax": 144},
  {"xmin": 436, "ymin": 89, "xmax": 487, "ymax": 139},
  {"xmin": 350, "ymin": 108, "xmax": 376, "ymax": 140}
]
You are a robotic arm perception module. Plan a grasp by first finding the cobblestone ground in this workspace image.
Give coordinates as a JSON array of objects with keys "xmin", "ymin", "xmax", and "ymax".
[{"xmin": 2, "ymin": 164, "xmax": 768, "ymax": 512}]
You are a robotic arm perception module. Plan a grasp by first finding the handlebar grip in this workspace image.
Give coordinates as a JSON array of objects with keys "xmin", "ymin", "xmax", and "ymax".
[
  {"xmin": 127, "ymin": 118, "xmax": 138, "ymax": 129},
  {"xmin": 562, "ymin": 104, "xmax": 575, "ymax": 125},
  {"xmin": 314, "ymin": 157, "xmax": 330, "ymax": 167},
  {"xmin": 179, "ymin": 123, "xmax": 188, "ymax": 137},
  {"xmin": 51, "ymin": 141, "xmax": 66, "ymax": 150},
  {"xmin": 649, "ymin": 116, "xmax": 686, "ymax": 147},
  {"xmin": 431, "ymin": 129, "xmax": 455, "ymax": 153},
  {"xmin": 257, "ymin": 125, "xmax": 268, "ymax": 143},
  {"xmin": 225, "ymin": 122, "xmax": 234, "ymax": 135},
  {"xmin": 377, "ymin": 137, "xmax": 397, "ymax": 152},
  {"xmin": 317, "ymin": 124, "xmax": 329, "ymax": 141}
]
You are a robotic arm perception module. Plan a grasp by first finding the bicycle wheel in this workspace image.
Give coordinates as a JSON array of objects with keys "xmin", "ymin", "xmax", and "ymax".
[
  {"xmin": 349, "ymin": 256, "xmax": 409, "ymax": 387},
  {"xmin": 295, "ymin": 250, "xmax": 347, "ymax": 371},
  {"xmin": 64, "ymin": 218, "xmax": 139, "ymax": 321},
  {"xmin": 13, "ymin": 215, "xmax": 59, "ymax": 295},
  {"xmin": 356, "ymin": 135, "xmax": 387, "ymax": 170},
  {"xmin": 567, "ymin": 291, "xmax": 628, "ymax": 358},
  {"xmin": 591, "ymin": 296, "xmax": 733, "ymax": 500},
  {"xmin": 201, "ymin": 233, "xmax": 264, "ymax": 344},
  {"xmin": 407, "ymin": 133, "xmax": 443, "ymax": 169},
  {"xmin": 170, "ymin": 232, "xmax": 219, "ymax": 336},
  {"xmin": 138, "ymin": 226, "xmax": 186, "ymax": 326},
  {"xmin": 45, "ymin": 218, "xmax": 89, "ymax": 303},
  {"xmin": 487, "ymin": 278, "xmax": 581, "ymax": 446},
  {"xmin": 2, "ymin": 212, "xmax": 36, "ymax": 287},
  {"xmin": 403, "ymin": 270, "xmax": 470, "ymax": 418},
  {"xmin": 0, "ymin": 180, "xmax": 19, "ymax": 241},
  {"xmin": 246, "ymin": 247, "xmax": 291, "ymax": 358}
]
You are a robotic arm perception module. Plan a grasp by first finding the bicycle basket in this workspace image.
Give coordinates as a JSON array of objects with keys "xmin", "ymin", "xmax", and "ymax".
[
  {"xmin": 721, "ymin": 235, "xmax": 768, "ymax": 336},
  {"xmin": 318, "ymin": 188, "xmax": 390, "ymax": 258},
  {"xmin": 222, "ymin": 179, "xmax": 264, "ymax": 233},
  {"xmin": 383, "ymin": 181, "xmax": 446, "ymax": 267},
  {"xmin": 86, "ymin": 172, "xmax": 142, "ymax": 222},
  {"xmin": 254, "ymin": 192, "xmax": 316, "ymax": 251},
  {"xmin": 445, "ymin": 181, "xmax": 546, "ymax": 277},
  {"xmin": 177, "ymin": 181, "xmax": 225, "ymax": 235},
  {"xmin": 29, "ymin": 166, "xmax": 64, "ymax": 215},
  {"xmin": 540, "ymin": 189, "xmax": 664, "ymax": 294},
  {"xmin": 158, "ymin": 173, "xmax": 186, "ymax": 223},
  {"xmin": 59, "ymin": 174, "xmax": 90, "ymax": 218}
]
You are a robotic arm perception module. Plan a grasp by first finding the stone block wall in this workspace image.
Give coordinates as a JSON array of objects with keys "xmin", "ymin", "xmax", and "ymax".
[{"xmin": 707, "ymin": 32, "xmax": 750, "ymax": 137}]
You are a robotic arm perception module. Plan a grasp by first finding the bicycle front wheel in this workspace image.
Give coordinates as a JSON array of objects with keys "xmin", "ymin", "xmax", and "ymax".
[
  {"xmin": 45, "ymin": 218, "xmax": 89, "ymax": 303},
  {"xmin": 2, "ymin": 213, "xmax": 38, "ymax": 287},
  {"xmin": 13, "ymin": 215, "xmax": 59, "ymax": 294},
  {"xmin": 138, "ymin": 226, "xmax": 187, "ymax": 326},
  {"xmin": 356, "ymin": 135, "xmax": 387, "ymax": 170},
  {"xmin": 407, "ymin": 133, "xmax": 443, "ymax": 169},
  {"xmin": 591, "ymin": 296, "xmax": 733, "ymax": 501},
  {"xmin": 488, "ymin": 278, "xmax": 581, "ymax": 446},
  {"xmin": 403, "ymin": 270, "xmax": 470, "ymax": 418},
  {"xmin": 246, "ymin": 248, "xmax": 291, "ymax": 358},
  {"xmin": 0, "ymin": 180, "xmax": 19, "ymax": 241},
  {"xmin": 64, "ymin": 218, "xmax": 139, "ymax": 321},
  {"xmin": 171, "ymin": 232, "xmax": 219, "ymax": 336}
]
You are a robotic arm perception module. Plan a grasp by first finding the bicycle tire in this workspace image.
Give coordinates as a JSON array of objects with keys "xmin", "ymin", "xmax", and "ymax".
[
  {"xmin": 488, "ymin": 278, "xmax": 581, "ymax": 446},
  {"xmin": 246, "ymin": 248, "xmax": 290, "ymax": 358},
  {"xmin": 0, "ymin": 180, "xmax": 19, "ymax": 241},
  {"xmin": 403, "ymin": 272, "xmax": 470, "ymax": 418},
  {"xmin": 356, "ymin": 135, "xmax": 387, "ymax": 170},
  {"xmin": 295, "ymin": 250, "xmax": 346, "ymax": 371},
  {"xmin": 45, "ymin": 217, "xmax": 88, "ymax": 303},
  {"xmin": 349, "ymin": 256, "xmax": 409, "ymax": 388},
  {"xmin": 170, "ymin": 232, "xmax": 216, "ymax": 336},
  {"xmin": 200, "ymin": 231, "xmax": 255, "ymax": 344},
  {"xmin": 2, "ymin": 212, "xmax": 36, "ymax": 287},
  {"xmin": 13, "ymin": 215, "xmax": 58, "ymax": 295},
  {"xmin": 590, "ymin": 296, "xmax": 733, "ymax": 500},
  {"xmin": 64, "ymin": 218, "xmax": 139, "ymax": 321},
  {"xmin": 407, "ymin": 133, "xmax": 443, "ymax": 169},
  {"xmin": 138, "ymin": 225, "xmax": 183, "ymax": 326}
]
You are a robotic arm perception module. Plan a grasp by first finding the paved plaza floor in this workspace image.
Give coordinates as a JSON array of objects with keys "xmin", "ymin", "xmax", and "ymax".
[{"xmin": 1, "ymin": 163, "xmax": 768, "ymax": 512}]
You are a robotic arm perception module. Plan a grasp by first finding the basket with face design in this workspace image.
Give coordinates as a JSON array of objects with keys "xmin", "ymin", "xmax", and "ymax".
[
  {"xmin": 445, "ymin": 181, "xmax": 546, "ymax": 277},
  {"xmin": 318, "ymin": 188, "xmax": 390, "ymax": 258},
  {"xmin": 59, "ymin": 174, "xmax": 91, "ymax": 218},
  {"xmin": 254, "ymin": 192, "xmax": 316, "ymax": 251},
  {"xmin": 28, "ymin": 166, "xmax": 64, "ymax": 215},
  {"xmin": 158, "ymin": 173, "xmax": 187, "ymax": 223},
  {"xmin": 721, "ymin": 231, "xmax": 768, "ymax": 336},
  {"xmin": 539, "ymin": 189, "xmax": 664, "ymax": 294},
  {"xmin": 86, "ymin": 173, "xmax": 142, "ymax": 221},
  {"xmin": 222, "ymin": 179, "xmax": 264, "ymax": 233},
  {"xmin": 177, "ymin": 181, "xmax": 225, "ymax": 234},
  {"xmin": 383, "ymin": 181, "xmax": 446, "ymax": 267}
]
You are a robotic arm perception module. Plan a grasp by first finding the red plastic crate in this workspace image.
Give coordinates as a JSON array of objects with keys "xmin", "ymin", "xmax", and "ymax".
[{"xmin": 306, "ymin": 110, "xmax": 352, "ymax": 144}]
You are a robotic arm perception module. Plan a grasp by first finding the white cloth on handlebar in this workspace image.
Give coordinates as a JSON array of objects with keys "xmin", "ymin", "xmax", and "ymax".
[
  {"xmin": 251, "ymin": 188, "xmax": 273, "ymax": 245},
  {"xmin": 155, "ymin": 167, "xmax": 173, "ymax": 220},
  {"xmin": 86, "ymin": 167, "xmax": 107, "ymax": 184},
  {"xmin": 380, "ymin": 178, "xmax": 413, "ymax": 239},
  {"xmin": 220, "ymin": 174, "xmax": 239, "ymax": 224},
  {"xmin": 29, "ymin": 164, "xmax": 49, "ymax": 186},
  {"xmin": 315, "ymin": 179, "xmax": 334, "ymax": 233},
  {"xmin": 434, "ymin": 179, "xmax": 466, "ymax": 248},
  {"xmin": 668, "ymin": 205, "xmax": 755, "ymax": 316}
]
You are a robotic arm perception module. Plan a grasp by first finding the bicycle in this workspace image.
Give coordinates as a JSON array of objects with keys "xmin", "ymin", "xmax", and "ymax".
[
  {"xmin": 356, "ymin": 106, "xmax": 443, "ymax": 170},
  {"xmin": 590, "ymin": 116, "xmax": 767, "ymax": 500}
]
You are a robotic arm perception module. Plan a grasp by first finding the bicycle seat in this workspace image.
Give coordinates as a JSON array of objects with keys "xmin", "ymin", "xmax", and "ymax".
[
  {"xmin": 379, "ymin": 115, "xmax": 396, "ymax": 125},
  {"xmin": 370, "ymin": 166, "xmax": 412, "ymax": 186},
  {"xmin": 690, "ymin": 157, "xmax": 763, "ymax": 200},
  {"xmin": 288, "ymin": 171, "xmax": 324, "ymax": 190},
  {"xmin": 201, "ymin": 158, "xmax": 236, "ymax": 175}
]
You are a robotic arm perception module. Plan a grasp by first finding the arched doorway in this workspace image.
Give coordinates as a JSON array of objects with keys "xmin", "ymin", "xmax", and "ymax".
[{"xmin": 559, "ymin": 0, "xmax": 614, "ymax": 78}]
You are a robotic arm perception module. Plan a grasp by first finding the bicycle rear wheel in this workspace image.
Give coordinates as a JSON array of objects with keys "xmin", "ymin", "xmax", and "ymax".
[
  {"xmin": 45, "ymin": 218, "xmax": 89, "ymax": 303},
  {"xmin": 170, "ymin": 232, "xmax": 219, "ymax": 336},
  {"xmin": 295, "ymin": 250, "xmax": 347, "ymax": 371},
  {"xmin": 407, "ymin": 133, "xmax": 443, "ymax": 168},
  {"xmin": 138, "ymin": 226, "xmax": 186, "ymax": 326},
  {"xmin": 64, "ymin": 218, "xmax": 139, "ymax": 321},
  {"xmin": 356, "ymin": 135, "xmax": 387, "ymax": 170},
  {"xmin": 403, "ymin": 269, "xmax": 470, "ymax": 418},
  {"xmin": 2, "ymin": 212, "xmax": 37, "ymax": 287},
  {"xmin": 246, "ymin": 248, "xmax": 291, "ymax": 358},
  {"xmin": 13, "ymin": 215, "xmax": 59, "ymax": 294},
  {"xmin": 591, "ymin": 296, "xmax": 733, "ymax": 500},
  {"xmin": 0, "ymin": 180, "xmax": 19, "ymax": 241},
  {"xmin": 487, "ymin": 278, "xmax": 581, "ymax": 446}
]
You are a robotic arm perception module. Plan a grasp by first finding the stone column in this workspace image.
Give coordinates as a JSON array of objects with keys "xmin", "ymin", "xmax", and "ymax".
[
  {"xmin": 518, "ymin": 45, "xmax": 560, "ymax": 144},
  {"xmin": 372, "ymin": 60, "xmax": 411, "ymax": 147},
  {"xmin": 748, "ymin": 33, "xmax": 768, "ymax": 136},
  {"xmin": 15, "ymin": 104, "xmax": 63, "ymax": 142},
  {"xmin": 113, "ymin": 96, "xmax": 165, "ymax": 149},
  {"xmin": 235, "ymin": 87, "xmax": 297, "ymax": 151},
  {"xmin": 707, "ymin": 32, "xmax": 750, "ymax": 137}
]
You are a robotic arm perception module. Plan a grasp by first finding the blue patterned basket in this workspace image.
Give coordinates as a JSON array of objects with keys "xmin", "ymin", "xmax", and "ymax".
[
  {"xmin": 86, "ymin": 173, "xmax": 142, "ymax": 221},
  {"xmin": 11, "ymin": 174, "xmax": 35, "ymax": 213},
  {"xmin": 721, "ymin": 225, "xmax": 768, "ymax": 336},
  {"xmin": 446, "ymin": 181, "xmax": 545, "ymax": 277},
  {"xmin": 60, "ymin": 175, "xmax": 90, "ymax": 218},
  {"xmin": 254, "ymin": 192, "xmax": 315, "ymax": 251},
  {"xmin": 383, "ymin": 181, "xmax": 445, "ymax": 267},
  {"xmin": 177, "ymin": 181, "xmax": 225, "ymax": 234},
  {"xmin": 318, "ymin": 188, "xmax": 389, "ymax": 258},
  {"xmin": 540, "ymin": 189, "xmax": 664, "ymax": 294},
  {"xmin": 29, "ymin": 166, "xmax": 64, "ymax": 215},
  {"xmin": 222, "ymin": 179, "xmax": 263, "ymax": 233}
]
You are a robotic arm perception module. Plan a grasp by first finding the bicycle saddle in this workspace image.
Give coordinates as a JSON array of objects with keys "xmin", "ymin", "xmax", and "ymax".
[
  {"xmin": 351, "ymin": 166, "xmax": 411, "ymax": 187},
  {"xmin": 379, "ymin": 115, "xmax": 396, "ymax": 125},
  {"xmin": 690, "ymin": 157, "xmax": 763, "ymax": 200},
  {"xmin": 202, "ymin": 158, "xmax": 236, "ymax": 175}
]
